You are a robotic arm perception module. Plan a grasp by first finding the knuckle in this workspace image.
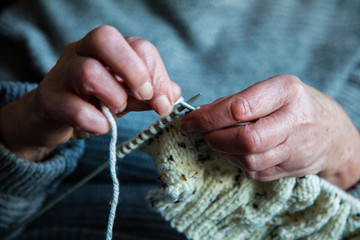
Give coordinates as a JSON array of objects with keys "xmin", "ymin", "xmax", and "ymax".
[
  {"xmin": 88, "ymin": 25, "xmax": 122, "ymax": 51},
  {"xmin": 92, "ymin": 25, "xmax": 120, "ymax": 40},
  {"xmin": 273, "ymin": 74, "xmax": 301, "ymax": 85},
  {"xmin": 240, "ymin": 127, "xmax": 263, "ymax": 153},
  {"xmin": 284, "ymin": 75, "xmax": 302, "ymax": 90},
  {"xmin": 79, "ymin": 60, "xmax": 102, "ymax": 89},
  {"xmin": 128, "ymin": 37, "xmax": 157, "ymax": 57},
  {"xmin": 96, "ymin": 25, "xmax": 119, "ymax": 35},
  {"xmin": 230, "ymin": 95, "xmax": 253, "ymax": 122},
  {"xmin": 276, "ymin": 74, "xmax": 305, "ymax": 97},
  {"xmin": 280, "ymin": 74, "xmax": 301, "ymax": 83},
  {"xmin": 70, "ymin": 106, "xmax": 88, "ymax": 127},
  {"xmin": 242, "ymin": 155, "xmax": 259, "ymax": 171}
]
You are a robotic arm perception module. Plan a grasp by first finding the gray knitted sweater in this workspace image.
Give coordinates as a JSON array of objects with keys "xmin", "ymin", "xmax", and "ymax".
[{"xmin": 1, "ymin": 0, "xmax": 360, "ymax": 239}]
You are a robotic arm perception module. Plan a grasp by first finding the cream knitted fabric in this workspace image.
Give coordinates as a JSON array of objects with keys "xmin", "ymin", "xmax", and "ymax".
[{"xmin": 141, "ymin": 115, "xmax": 360, "ymax": 240}]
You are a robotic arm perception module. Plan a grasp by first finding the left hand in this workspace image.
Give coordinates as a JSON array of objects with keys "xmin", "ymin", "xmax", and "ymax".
[
  {"xmin": 0, "ymin": 26, "xmax": 181, "ymax": 162},
  {"xmin": 181, "ymin": 75, "xmax": 360, "ymax": 190}
]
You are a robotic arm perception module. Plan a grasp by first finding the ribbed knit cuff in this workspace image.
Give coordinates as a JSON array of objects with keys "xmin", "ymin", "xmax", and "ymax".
[
  {"xmin": 0, "ymin": 140, "xmax": 84, "ymax": 198},
  {"xmin": 0, "ymin": 140, "xmax": 84, "ymax": 234},
  {"xmin": 0, "ymin": 80, "xmax": 86, "ymax": 234},
  {"xmin": 0, "ymin": 80, "xmax": 86, "ymax": 198},
  {"xmin": 0, "ymin": 81, "xmax": 37, "ymax": 108}
]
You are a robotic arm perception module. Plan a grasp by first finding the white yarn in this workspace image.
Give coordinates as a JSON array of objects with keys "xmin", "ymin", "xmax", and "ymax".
[
  {"xmin": 102, "ymin": 105, "xmax": 119, "ymax": 240},
  {"xmin": 142, "ymin": 115, "xmax": 360, "ymax": 240},
  {"xmin": 100, "ymin": 97, "xmax": 190, "ymax": 239},
  {"xmin": 99, "ymin": 102, "xmax": 360, "ymax": 239}
]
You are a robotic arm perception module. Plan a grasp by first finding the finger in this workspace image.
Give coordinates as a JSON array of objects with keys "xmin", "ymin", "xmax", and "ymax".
[
  {"xmin": 119, "ymin": 96, "xmax": 152, "ymax": 116},
  {"xmin": 115, "ymin": 84, "xmax": 180, "ymax": 117},
  {"xmin": 49, "ymin": 91, "xmax": 110, "ymax": 135},
  {"xmin": 224, "ymin": 144, "xmax": 290, "ymax": 171},
  {"xmin": 245, "ymin": 163, "xmax": 321, "ymax": 182},
  {"xmin": 69, "ymin": 56, "xmax": 128, "ymax": 112},
  {"xmin": 114, "ymin": 96, "xmax": 155, "ymax": 119},
  {"xmin": 125, "ymin": 36, "xmax": 182, "ymax": 115},
  {"xmin": 204, "ymin": 109, "xmax": 291, "ymax": 154},
  {"xmin": 181, "ymin": 75, "xmax": 301, "ymax": 133},
  {"xmin": 242, "ymin": 150, "xmax": 324, "ymax": 181},
  {"xmin": 75, "ymin": 25, "xmax": 154, "ymax": 101}
]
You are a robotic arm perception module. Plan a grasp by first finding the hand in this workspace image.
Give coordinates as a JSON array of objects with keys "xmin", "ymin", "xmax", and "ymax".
[
  {"xmin": 181, "ymin": 75, "xmax": 360, "ymax": 189},
  {"xmin": 0, "ymin": 25, "xmax": 181, "ymax": 162}
]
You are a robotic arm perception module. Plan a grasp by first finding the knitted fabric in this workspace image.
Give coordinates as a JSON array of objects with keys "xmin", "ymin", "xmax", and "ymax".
[
  {"xmin": 1, "ymin": 0, "xmax": 360, "ymax": 239},
  {"xmin": 141, "ymin": 115, "xmax": 360, "ymax": 240}
]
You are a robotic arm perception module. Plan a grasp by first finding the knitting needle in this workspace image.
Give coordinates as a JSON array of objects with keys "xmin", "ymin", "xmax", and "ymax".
[
  {"xmin": 117, "ymin": 93, "xmax": 200, "ymax": 158},
  {"xmin": 178, "ymin": 94, "xmax": 253, "ymax": 127},
  {"xmin": 178, "ymin": 93, "xmax": 200, "ymax": 111},
  {"xmin": 2, "ymin": 94, "xmax": 201, "ymax": 240},
  {"xmin": 178, "ymin": 94, "xmax": 253, "ymax": 128}
]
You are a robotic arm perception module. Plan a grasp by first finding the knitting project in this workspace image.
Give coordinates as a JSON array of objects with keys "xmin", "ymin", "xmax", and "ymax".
[{"xmin": 140, "ymin": 114, "xmax": 360, "ymax": 240}]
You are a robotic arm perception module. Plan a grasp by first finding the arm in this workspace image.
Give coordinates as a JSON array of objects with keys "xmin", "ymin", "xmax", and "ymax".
[
  {"xmin": 181, "ymin": 74, "xmax": 360, "ymax": 190},
  {"xmin": 0, "ymin": 81, "xmax": 85, "ymax": 235},
  {"xmin": 0, "ymin": 25, "xmax": 181, "ymax": 235}
]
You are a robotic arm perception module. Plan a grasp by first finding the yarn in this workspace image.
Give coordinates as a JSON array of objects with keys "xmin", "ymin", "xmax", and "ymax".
[
  {"xmin": 141, "ymin": 114, "xmax": 360, "ymax": 240},
  {"xmin": 117, "ymin": 97, "xmax": 185, "ymax": 159},
  {"xmin": 102, "ymin": 97, "xmax": 186, "ymax": 240},
  {"xmin": 102, "ymin": 101, "xmax": 360, "ymax": 239},
  {"xmin": 101, "ymin": 105, "xmax": 119, "ymax": 240}
]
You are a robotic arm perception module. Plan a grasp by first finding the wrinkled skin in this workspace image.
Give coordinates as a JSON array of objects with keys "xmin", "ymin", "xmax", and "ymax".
[
  {"xmin": 1, "ymin": 26, "xmax": 359, "ymax": 190},
  {"xmin": 182, "ymin": 75, "xmax": 360, "ymax": 189},
  {"xmin": 0, "ymin": 25, "xmax": 181, "ymax": 162}
]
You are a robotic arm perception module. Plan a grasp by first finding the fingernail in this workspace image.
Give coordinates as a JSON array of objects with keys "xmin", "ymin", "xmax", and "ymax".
[
  {"xmin": 138, "ymin": 81, "xmax": 154, "ymax": 100},
  {"xmin": 111, "ymin": 102, "xmax": 127, "ymax": 115},
  {"xmin": 154, "ymin": 95, "xmax": 171, "ymax": 116}
]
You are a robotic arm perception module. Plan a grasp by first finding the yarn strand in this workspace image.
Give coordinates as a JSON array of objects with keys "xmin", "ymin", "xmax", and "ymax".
[{"xmin": 102, "ymin": 105, "xmax": 119, "ymax": 240}]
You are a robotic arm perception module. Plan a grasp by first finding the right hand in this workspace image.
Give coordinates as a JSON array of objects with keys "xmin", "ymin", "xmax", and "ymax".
[
  {"xmin": 0, "ymin": 25, "xmax": 181, "ymax": 162},
  {"xmin": 181, "ymin": 75, "xmax": 360, "ymax": 189}
]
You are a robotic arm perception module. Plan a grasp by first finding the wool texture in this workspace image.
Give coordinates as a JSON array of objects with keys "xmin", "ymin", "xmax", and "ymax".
[
  {"xmin": 141, "ymin": 115, "xmax": 360, "ymax": 240},
  {"xmin": 2, "ymin": 0, "xmax": 360, "ymax": 239},
  {"xmin": 102, "ymin": 105, "xmax": 119, "ymax": 240}
]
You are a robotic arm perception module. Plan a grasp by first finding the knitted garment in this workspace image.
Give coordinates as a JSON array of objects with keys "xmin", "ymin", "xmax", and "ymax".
[
  {"xmin": 141, "ymin": 115, "xmax": 360, "ymax": 240},
  {"xmin": 1, "ymin": 1, "xmax": 360, "ymax": 239}
]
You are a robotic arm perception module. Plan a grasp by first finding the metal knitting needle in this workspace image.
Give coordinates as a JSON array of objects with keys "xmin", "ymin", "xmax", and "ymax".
[
  {"xmin": 178, "ymin": 100, "xmax": 197, "ymax": 111},
  {"xmin": 178, "ymin": 93, "xmax": 200, "ymax": 111},
  {"xmin": 117, "ymin": 93, "xmax": 200, "ymax": 158},
  {"xmin": 2, "ymin": 94, "xmax": 200, "ymax": 240}
]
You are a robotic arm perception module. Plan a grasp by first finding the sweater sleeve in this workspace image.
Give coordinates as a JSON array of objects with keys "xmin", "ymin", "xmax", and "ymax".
[{"xmin": 0, "ymin": 81, "xmax": 85, "ymax": 235}]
